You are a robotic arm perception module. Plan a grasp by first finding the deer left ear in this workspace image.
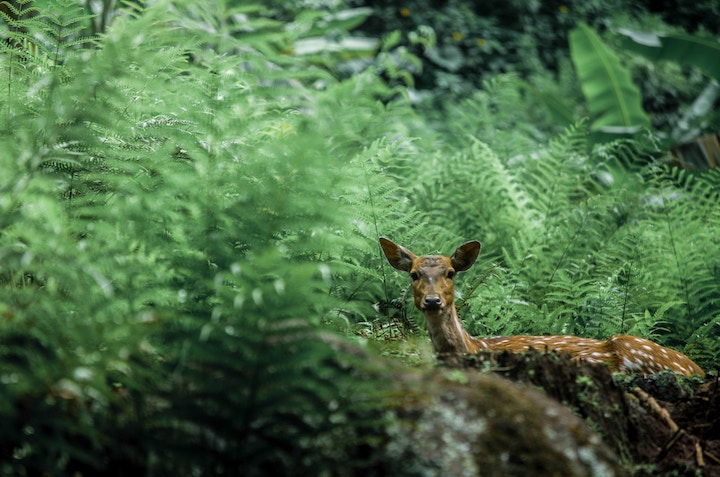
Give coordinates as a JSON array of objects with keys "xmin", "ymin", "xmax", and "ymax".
[
  {"xmin": 379, "ymin": 237, "xmax": 416, "ymax": 272},
  {"xmin": 451, "ymin": 241, "xmax": 481, "ymax": 272}
]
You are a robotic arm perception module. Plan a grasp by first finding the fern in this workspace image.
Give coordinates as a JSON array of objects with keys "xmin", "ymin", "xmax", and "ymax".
[
  {"xmin": 341, "ymin": 138, "xmax": 429, "ymax": 330},
  {"xmin": 0, "ymin": 0, "xmax": 401, "ymax": 474},
  {"xmin": 416, "ymin": 117, "xmax": 717, "ymax": 364},
  {"xmin": 1, "ymin": 0, "xmax": 43, "ymax": 93},
  {"xmin": 41, "ymin": 0, "xmax": 95, "ymax": 60},
  {"xmin": 2, "ymin": 1, "xmax": 720, "ymax": 474},
  {"xmin": 434, "ymin": 74, "xmax": 552, "ymax": 156},
  {"xmin": 640, "ymin": 166, "xmax": 720, "ymax": 351}
]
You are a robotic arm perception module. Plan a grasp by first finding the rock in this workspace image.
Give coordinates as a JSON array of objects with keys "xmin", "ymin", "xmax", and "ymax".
[
  {"xmin": 440, "ymin": 348, "xmax": 719, "ymax": 476},
  {"xmin": 377, "ymin": 367, "xmax": 625, "ymax": 477}
]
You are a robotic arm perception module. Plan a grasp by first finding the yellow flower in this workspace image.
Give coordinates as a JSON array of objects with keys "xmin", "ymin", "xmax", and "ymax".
[
  {"xmin": 277, "ymin": 122, "xmax": 294, "ymax": 137},
  {"xmin": 452, "ymin": 31, "xmax": 463, "ymax": 41},
  {"xmin": 559, "ymin": 5, "xmax": 569, "ymax": 14},
  {"xmin": 400, "ymin": 8, "xmax": 410, "ymax": 17},
  {"xmin": 476, "ymin": 38, "xmax": 486, "ymax": 47}
]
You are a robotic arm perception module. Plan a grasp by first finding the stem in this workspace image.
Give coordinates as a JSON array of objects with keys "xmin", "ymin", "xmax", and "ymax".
[
  {"xmin": 360, "ymin": 153, "xmax": 390, "ymax": 319},
  {"xmin": 660, "ymin": 190, "xmax": 691, "ymax": 316}
]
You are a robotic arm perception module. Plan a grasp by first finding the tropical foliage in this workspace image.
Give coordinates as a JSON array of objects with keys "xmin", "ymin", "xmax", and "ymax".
[{"xmin": 0, "ymin": 0, "xmax": 718, "ymax": 475}]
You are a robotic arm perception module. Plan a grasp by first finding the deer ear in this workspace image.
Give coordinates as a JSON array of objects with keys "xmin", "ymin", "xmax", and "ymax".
[
  {"xmin": 379, "ymin": 237, "xmax": 416, "ymax": 272},
  {"xmin": 451, "ymin": 241, "xmax": 481, "ymax": 272}
]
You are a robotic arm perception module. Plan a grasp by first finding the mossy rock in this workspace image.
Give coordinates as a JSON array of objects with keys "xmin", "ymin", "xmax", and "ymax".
[
  {"xmin": 438, "ymin": 349, "xmax": 719, "ymax": 476},
  {"xmin": 376, "ymin": 366, "xmax": 625, "ymax": 477}
]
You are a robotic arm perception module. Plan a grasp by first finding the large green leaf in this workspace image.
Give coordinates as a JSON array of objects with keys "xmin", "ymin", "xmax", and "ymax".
[
  {"xmin": 569, "ymin": 23, "xmax": 650, "ymax": 135},
  {"xmin": 617, "ymin": 29, "xmax": 720, "ymax": 82}
]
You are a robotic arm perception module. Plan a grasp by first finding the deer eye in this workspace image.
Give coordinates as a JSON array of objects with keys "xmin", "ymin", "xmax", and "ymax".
[
  {"xmin": 447, "ymin": 270, "xmax": 456, "ymax": 279},
  {"xmin": 410, "ymin": 272, "xmax": 420, "ymax": 281}
]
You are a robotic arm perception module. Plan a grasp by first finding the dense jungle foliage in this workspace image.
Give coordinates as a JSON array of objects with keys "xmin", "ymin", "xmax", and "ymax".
[{"xmin": 1, "ymin": 0, "xmax": 719, "ymax": 474}]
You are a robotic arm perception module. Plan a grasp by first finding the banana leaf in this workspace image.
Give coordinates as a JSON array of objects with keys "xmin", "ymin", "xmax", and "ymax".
[
  {"xmin": 569, "ymin": 23, "xmax": 650, "ymax": 136},
  {"xmin": 618, "ymin": 29, "xmax": 720, "ymax": 82}
]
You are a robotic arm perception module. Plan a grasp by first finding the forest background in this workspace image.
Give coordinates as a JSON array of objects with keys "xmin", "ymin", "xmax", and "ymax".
[{"xmin": 1, "ymin": 0, "xmax": 719, "ymax": 474}]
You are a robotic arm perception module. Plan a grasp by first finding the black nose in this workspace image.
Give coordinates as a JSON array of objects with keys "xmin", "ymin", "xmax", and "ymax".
[{"xmin": 423, "ymin": 295, "xmax": 443, "ymax": 310}]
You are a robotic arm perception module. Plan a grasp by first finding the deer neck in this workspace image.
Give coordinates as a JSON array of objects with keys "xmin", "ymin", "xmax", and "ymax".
[{"xmin": 421, "ymin": 305, "xmax": 479, "ymax": 354}]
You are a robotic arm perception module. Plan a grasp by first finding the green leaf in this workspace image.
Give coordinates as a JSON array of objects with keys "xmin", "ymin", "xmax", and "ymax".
[
  {"xmin": 382, "ymin": 30, "xmax": 402, "ymax": 51},
  {"xmin": 293, "ymin": 36, "xmax": 380, "ymax": 56},
  {"xmin": 671, "ymin": 81, "xmax": 719, "ymax": 143},
  {"xmin": 569, "ymin": 23, "xmax": 650, "ymax": 135},
  {"xmin": 295, "ymin": 7, "xmax": 373, "ymax": 39},
  {"xmin": 618, "ymin": 29, "xmax": 720, "ymax": 82},
  {"xmin": 321, "ymin": 7, "xmax": 373, "ymax": 32}
]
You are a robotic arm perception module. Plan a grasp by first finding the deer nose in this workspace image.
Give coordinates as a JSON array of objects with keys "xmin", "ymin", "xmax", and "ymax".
[{"xmin": 423, "ymin": 295, "xmax": 443, "ymax": 310}]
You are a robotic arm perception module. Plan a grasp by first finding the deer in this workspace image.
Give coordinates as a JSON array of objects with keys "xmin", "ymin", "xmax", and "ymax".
[{"xmin": 379, "ymin": 237, "xmax": 705, "ymax": 376}]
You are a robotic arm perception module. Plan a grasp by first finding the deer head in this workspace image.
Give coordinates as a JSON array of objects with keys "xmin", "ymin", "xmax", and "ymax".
[{"xmin": 379, "ymin": 237, "xmax": 481, "ymax": 353}]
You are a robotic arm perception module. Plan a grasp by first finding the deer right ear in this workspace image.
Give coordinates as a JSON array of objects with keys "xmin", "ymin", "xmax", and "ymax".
[
  {"xmin": 379, "ymin": 237, "xmax": 416, "ymax": 272},
  {"xmin": 451, "ymin": 241, "xmax": 481, "ymax": 272}
]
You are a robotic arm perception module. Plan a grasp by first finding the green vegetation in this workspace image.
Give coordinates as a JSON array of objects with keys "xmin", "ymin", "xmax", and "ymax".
[{"xmin": 1, "ymin": 0, "xmax": 718, "ymax": 474}]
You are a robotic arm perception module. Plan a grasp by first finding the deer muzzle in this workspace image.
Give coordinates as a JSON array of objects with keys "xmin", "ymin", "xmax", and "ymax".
[{"xmin": 422, "ymin": 294, "xmax": 443, "ymax": 311}]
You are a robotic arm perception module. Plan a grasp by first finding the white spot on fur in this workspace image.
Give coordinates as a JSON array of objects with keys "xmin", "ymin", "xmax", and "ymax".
[{"xmin": 622, "ymin": 356, "xmax": 643, "ymax": 372}]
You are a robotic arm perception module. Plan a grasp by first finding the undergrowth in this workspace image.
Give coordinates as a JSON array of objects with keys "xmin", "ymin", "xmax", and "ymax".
[
  {"xmin": 371, "ymin": 119, "xmax": 720, "ymax": 369},
  {"xmin": 0, "ymin": 0, "xmax": 718, "ymax": 474}
]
